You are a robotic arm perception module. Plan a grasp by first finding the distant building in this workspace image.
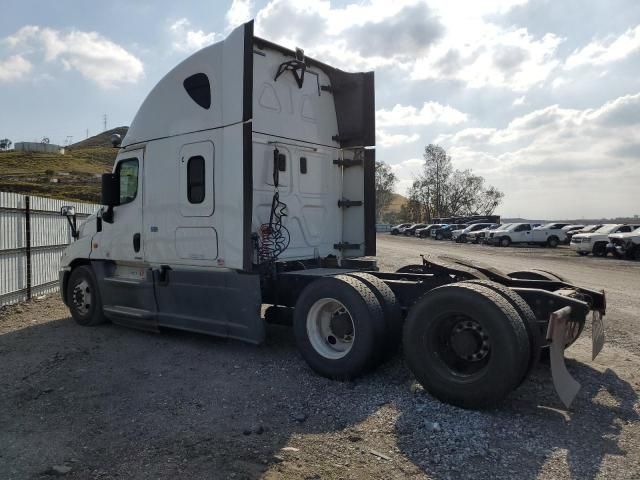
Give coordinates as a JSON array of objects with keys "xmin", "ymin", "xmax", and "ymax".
[{"xmin": 14, "ymin": 142, "xmax": 65, "ymax": 155}]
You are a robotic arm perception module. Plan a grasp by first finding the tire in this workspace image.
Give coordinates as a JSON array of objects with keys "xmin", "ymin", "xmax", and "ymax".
[
  {"xmin": 403, "ymin": 283, "xmax": 530, "ymax": 409},
  {"xmin": 463, "ymin": 280, "xmax": 541, "ymax": 383},
  {"xmin": 577, "ymin": 251, "xmax": 588, "ymax": 256},
  {"xmin": 345, "ymin": 272, "xmax": 403, "ymax": 358},
  {"xmin": 507, "ymin": 269, "xmax": 565, "ymax": 282},
  {"xmin": 436, "ymin": 233, "xmax": 443, "ymax": 240},
  {"xmin": 634, "ymin": 247, "xmax": 640, "ymax": 261},
  {"xmin": 547, "ymin": 236, "xmax": 559, "ymax": 248},
  {"xmin": 293, "ymin": 276, "xmax": 386, "ymax": 380},
  {"xmin": 391, "ymin": 229, "xmax": 398, "ymax": 235},
  {"xmin": 66, "ymin": 265, "xmax": 107, "ymax": 326},
  {"xmin": 500, "ymin": 236, "xmax": 511, "ymax": 247},
  {"xmin": 592, "ymin": 242, "xmax": 607, "ymax": 257}
]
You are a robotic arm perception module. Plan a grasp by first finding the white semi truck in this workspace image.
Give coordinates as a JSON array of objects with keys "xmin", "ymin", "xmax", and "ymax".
[{"xmin": 59, "ymin": 21, "xmax": 606, "ymax": 409}]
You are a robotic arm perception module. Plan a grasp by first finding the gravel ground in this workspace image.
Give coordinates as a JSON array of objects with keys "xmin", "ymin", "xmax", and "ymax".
[{"xmin": 1, "ymin": 234, "xmax": 639, "ymax": 479}]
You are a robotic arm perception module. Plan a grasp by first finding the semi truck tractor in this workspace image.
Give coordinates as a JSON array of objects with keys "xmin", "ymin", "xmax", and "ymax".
[{"xmin": 59, "ymin": 21, "xmax": 606, "ymax": 409}]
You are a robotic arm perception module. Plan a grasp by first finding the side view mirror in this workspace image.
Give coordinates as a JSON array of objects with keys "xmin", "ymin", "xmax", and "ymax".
[
  {"xmin": 101, "ymin": 173, "xmax": 120, "ymax": 224},
  {"xmin": 101, "ymin": 173, "xmax": 120, "ymax": 206},
  {"xmin": 60, "ymin": 205, "xmax": 79, "ymax": 239},
  {"xmin": 60, "ymin": 206, "xmax": 75, "ymax": 217}
]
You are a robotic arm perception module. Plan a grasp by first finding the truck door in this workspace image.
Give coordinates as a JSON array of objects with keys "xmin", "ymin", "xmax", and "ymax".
[
  {"xmin": 90, "ymin": 149, "xmax": 158, "ymax": 330},
  {"xmin": 513, "ymin": 224, "xmax": 531, "ymax": 242},
  {"xmin": 94, "ymin": 150, "xmax": 145, "ymax": 264}
]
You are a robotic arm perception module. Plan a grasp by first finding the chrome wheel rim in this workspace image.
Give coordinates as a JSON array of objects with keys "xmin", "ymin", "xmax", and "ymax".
[
  {"xmin": 72, "ymin": 279, "xmax": 92, "ymax": 315},
  {"xmin": 306, "ymin": 298, "xmax": 355, "ymax": 359}
]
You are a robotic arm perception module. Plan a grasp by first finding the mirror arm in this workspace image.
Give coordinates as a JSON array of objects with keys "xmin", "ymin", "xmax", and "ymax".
[
  {"xmin": 65, "ymin": 214, "xmax": 79, "ymax": 239},
  {"xmin": 102, "ymin": 205, "xmax": 114, "ymax": 224}
]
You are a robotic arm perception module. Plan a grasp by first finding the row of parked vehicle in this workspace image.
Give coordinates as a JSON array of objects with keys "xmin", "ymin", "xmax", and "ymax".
[{"xmin": 390, "ymin": 221, "xmax": 640, "ymax": 260}]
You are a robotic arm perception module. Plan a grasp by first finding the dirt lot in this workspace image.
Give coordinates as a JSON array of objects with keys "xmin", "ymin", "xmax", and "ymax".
[{"xmin": 1, "ymin": 234, "xmax": 639, "ymax": 479}]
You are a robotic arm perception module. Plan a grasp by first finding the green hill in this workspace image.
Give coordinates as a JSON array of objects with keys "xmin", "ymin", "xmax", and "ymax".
[{"xmin": 0, "ymin": 129, "xmax": 127, "ymax": 202}]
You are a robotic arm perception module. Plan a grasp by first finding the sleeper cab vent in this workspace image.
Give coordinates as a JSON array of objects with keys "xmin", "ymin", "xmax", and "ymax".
[{"xmin": 183, "ymin": 73, "xmax": 211, "ymax": 109}]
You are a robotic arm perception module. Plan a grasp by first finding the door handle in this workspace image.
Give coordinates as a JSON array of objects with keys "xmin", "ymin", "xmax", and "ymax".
[{"xmin": 133, "ymin": 233, "xmax": 141, "ymax": 252}]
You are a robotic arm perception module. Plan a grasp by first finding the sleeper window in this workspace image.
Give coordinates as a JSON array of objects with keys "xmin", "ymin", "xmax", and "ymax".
[
  {"xmin": 187, "ymin": 155, "xmax": 205, "ymax": 204},
  {"xmin": 300, "ymin": 157, "xmax": 307, "ymax": 174},
  {"xmin": 184, "ymin": 73, "xmax": 211, "ymax": 109},
  {"xmin": 116, "ymin": 158, "xmax": 139, "ymax": 205}
]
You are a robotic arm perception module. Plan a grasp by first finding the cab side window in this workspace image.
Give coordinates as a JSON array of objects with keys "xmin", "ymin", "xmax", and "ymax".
[
  {"xmin": 187, "ymin": 155, "xmax": 205, "ymax": 204},
  {"xmin": 116, "ymin": 158, "xmax": 139, "ymax": 204}
]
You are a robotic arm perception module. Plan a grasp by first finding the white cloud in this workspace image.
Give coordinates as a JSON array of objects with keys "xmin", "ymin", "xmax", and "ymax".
[
  {"xmin": 513, "ymin": 96, "xmax": 525, "ymax": 106},
  {"xmin": 5, "ymin": 26, "xmax": 143, "ymax": 88},
  {"xmin": 376, "ymin": 102, "xmax": 468, "ymax": 128},
  {"xmin": 253, "ymin": 0, "xmax": 563, "ymax": 92},
  {"xmin": 389, "ymin": 157, "xmax": 425, "ymax": 194},
  {"xmin": 566, "ymin": 25, "xmax": 640, "ymax": 69},
  {"xmin": 170, "ymin": 19, "xmax": 220, "ymax": 53},
  {"xmin": 226, "ymin": 0, "xmax": 253, "ymax": 30},
  {"xmin": 0, "ymin": 54, "xmax": 32, "ymax": 82},
  {"xmin": 411, "ymin": 28, "xmax": 563, "ymax": 91},
  {"xmin": 430, "ymin": 93, "xmax": 640, "ymax": 217},
  {"xmin": 377, "ymin": 130, "xmax": 420, "ymax": 147}
]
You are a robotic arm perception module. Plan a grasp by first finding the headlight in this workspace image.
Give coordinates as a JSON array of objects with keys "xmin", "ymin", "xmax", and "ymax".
[{"xmin": 583, "ymin": 237, "xmax": 591, "ymax": 243}]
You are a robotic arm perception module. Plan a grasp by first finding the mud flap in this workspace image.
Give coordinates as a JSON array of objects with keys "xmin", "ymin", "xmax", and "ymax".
[
  {"xmin": 592, "ymin": 310, "xmax": 605, "ymax": 361},
  {"xmin": 547, "ymin": 306, "xmax": 581, "ymax": 408}
]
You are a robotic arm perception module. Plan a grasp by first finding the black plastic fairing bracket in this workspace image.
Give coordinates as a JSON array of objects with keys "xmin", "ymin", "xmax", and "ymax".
[
  {"xmin": 274, "ymin": 60, "xmax": 306, "ymax": 88},
  {"xmin": 338, "ymin": 199, "xmax": 363, "ymax": 208},
  {"xmin": 320, "ymin": 85, "xmax": 332, "ymax": 93},
  {"xmin": 333, "ymin": 158, "xmax": 363, "ymax": 168}
]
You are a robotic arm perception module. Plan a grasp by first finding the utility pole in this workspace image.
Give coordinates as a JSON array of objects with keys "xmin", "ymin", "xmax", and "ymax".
[{"xmin": 103, "ymin": 114, "xmax": 107, "ymax": 132}]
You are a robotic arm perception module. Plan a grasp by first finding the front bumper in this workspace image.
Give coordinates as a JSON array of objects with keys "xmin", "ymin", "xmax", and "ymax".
[{"xmin": 571, "ymin": 242, "xmax": 591, "ymax": 253}]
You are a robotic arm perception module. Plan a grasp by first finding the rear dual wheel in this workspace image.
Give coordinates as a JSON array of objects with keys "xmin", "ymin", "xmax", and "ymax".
[
  {"xmin": 293, "ymin": 275, "xmax": 395, "ymax": 380},
  {"xmin": 403, "ymin": 282, "xmax": 531, "ymax": 409}
]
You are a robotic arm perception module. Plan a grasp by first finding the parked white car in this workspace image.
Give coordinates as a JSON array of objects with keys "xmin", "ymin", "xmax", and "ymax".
[
  {"xmin": 571, "ymin": 224, "xmax": 640, "ymax": 256},
  {"xmin": 468, "ymin": 224, "xmax": 502, "ymax": 244},
  {"xmin": 488, "ymin": 222, "xmax": 566, "ymax": 247},
  {"xmin": 607, "ymin": 226, "xmax": 640, "ymax": 260},
  {"xmin": 530, "ymin": 223, "xmax": 572, "ymax": 247}
]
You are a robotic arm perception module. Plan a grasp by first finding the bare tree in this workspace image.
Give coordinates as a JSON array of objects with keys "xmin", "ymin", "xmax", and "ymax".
[
  {"xmin": 407, "ymin": 144, "xmax": 504, "ymax": 218},
  {"xmin": 0, "ymin": 139, "xmax": 12, "ymax": 151},
  {"xmin": 375, "ymin": 161, "xmax": 397, "ymax": 221}
]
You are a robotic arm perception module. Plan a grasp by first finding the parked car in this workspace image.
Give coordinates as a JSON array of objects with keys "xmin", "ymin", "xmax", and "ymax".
[
  {"xmin": 560, "ymin": 225, "xmax": 585, "ymax": 244},
  {"xmin": 571, "ymin": 224, "xmax": 640, "ymax": 256},
  {"xmin": 415, "ymin": 223, "xmax": 445, "ymax": 238},
  {"xmin": 404, "ymin": 223, "xmax": 428, "ymax": 236},
  {"xmin": 468, "ymin": 224, "xmax": 502, "ymax": 244},
  {"xmin": 431, "ymin": 223, "xmax": 467, "ymax": 240},
  {"xmin": 528, "ymin": 223, "xmax": 572, "ymax": 247},
  {"xmin": 608, "ymin": 226, "xmax": 640, "ymax": 260},
  {"xmin": 454, "ymin": 223, "xmax": 494, "ymax": 243},
  {"xmin": 390, "ymin": 223, "xmax": 412, "ymax": 235},
  {"xmin": 565, "ymin": 224, "xmax": 602, "ymax": 244},
  {"xmin": 489, "ymin": 223, "xmax": 535, "ymax": 247}
]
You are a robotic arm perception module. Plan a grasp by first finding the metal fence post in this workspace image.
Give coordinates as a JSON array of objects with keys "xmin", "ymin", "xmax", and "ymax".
[{"xmin": 25, "ymin": 195, "xmax": 32, "ymax": 300}]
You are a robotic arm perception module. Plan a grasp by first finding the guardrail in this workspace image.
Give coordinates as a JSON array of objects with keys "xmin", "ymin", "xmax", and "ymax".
[{"xmin": 0, "ymin": 192, "xmax": 100, "ymax": 306}]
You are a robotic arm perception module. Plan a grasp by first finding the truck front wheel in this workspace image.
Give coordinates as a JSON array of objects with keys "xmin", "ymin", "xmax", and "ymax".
[
  {"xmin": 293, "ymin": 276, "xmax": 386, "ymax": 380},
  {"xmin": 66, "ymin": 265, "xmax": 107, "ymax": 326},
  {"xmin": 547, "ymin": 236, "xmax": 559, "ymax": 248},
  {"xmin": 500, "ymin": 236, "xmax": 511, "ymax": 247},
  {"xmin": 403, "ymin": 283, "xmax": 530, "ymax": 409}
]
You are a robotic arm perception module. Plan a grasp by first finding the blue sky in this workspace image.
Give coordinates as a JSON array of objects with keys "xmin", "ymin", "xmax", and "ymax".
[{"xmin": 2, "ymin": 0, "xmax": 640, "ymax": 218}]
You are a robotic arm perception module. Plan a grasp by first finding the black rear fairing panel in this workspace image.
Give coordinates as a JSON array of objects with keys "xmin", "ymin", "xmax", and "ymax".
[{"xmin": 325, "ymin": 70, "xmax": 375, "ymax": 148}]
